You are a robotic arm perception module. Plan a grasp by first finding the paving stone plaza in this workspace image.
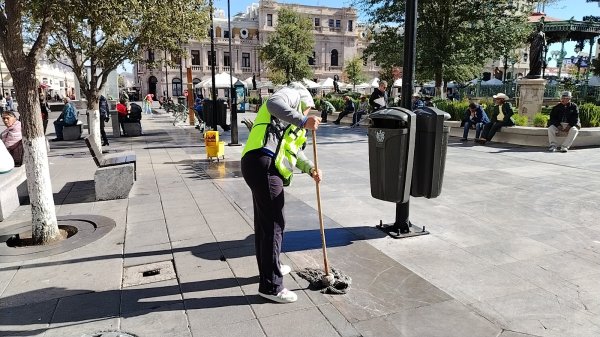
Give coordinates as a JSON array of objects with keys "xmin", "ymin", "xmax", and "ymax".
[{"xmin": 1, "ymin": 107, "xmax": 600, "ymax": 337}]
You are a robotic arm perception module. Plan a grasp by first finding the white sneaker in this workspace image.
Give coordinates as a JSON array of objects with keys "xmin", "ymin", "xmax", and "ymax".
[
  {"xmin": 560, "ymin": 146, "xmax": 568, "ymax": 153},
  {"xmin": 280, "ymin": 264, "xmax": 291, "ymax": 276},
  {"xmin": 259, "ymin": 288, "xmax": 298, "ymax": 303},
  {"xmin": 548, "ymin": 145, "xmax": 557, "ymax": 152}
]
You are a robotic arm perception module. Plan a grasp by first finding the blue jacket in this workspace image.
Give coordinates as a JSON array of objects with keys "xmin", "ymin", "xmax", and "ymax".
[{"xmin": 462, "ymin": 106, "xmax": 490, "ymax": 125}]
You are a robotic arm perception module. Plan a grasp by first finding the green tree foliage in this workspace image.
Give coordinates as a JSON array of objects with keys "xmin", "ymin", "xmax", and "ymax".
[
  {"xmin": 47, "ymin": 0, "xmax": 209, "ymax": 110},
  {"xmin": 357, "ymin": 0, "xmax": 535, "ymax": 95},
  {"xmin": 260, "ymin": 8, "xmax": 314, "ymax": 85},
  {"xmin": 344, "ymin": 56, "xmax": 366, "ymax": 90}
]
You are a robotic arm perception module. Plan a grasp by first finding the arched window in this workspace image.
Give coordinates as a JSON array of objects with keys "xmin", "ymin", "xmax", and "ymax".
[
  {"xmin": 193, "ymin": 78, "xmax": 201, "ymax": 96},
  {"xmin": 172, "ymin": 78, "xmax": 182, "ymax": 97},
  {"xmin": 331, "ymin": 49, "xmax": 338, "ymax": 67}
]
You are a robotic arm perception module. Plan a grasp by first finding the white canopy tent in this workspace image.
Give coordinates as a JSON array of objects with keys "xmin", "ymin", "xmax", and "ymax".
[
  {"xmin": 318, "ymin": 77, "xmax": 347, "ymax": 90},
  {"xmin": 196, "ymin": 72, "xmax": 244, "ymax": 89},
  {"xmin": 481, "ymin": 78, "xmax": 503, "ymax": 86},
  {"xmin": 392, "ymin": 78, "xmax": 402, "ymax": 88},
  {"xmin": 302, "ymin": 78, "xmax": 321, "ymax": 89},
  {"xmin": 243, "ymin": 77, "xmax": 254, "ymax": 88},
  {"xmin": 370, "ymin": 78, "xmax": 380, "ymax": 88}
]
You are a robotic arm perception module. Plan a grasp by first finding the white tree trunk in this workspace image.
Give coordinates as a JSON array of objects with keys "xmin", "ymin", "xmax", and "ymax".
[
  {"xmin": 23, "ymin": 136, "xmax": 60, "ymax": 242},
  {"xmin": 88, "ymin": 108, "xmax": 101, "ymax": 149}
]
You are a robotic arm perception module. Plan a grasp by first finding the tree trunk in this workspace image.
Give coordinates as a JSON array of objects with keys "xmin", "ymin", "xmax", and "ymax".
[
  {"xmin": 13, "ymin": 70, "xmax": 60, "ymax": 244},
  {"xmin": 434, "ymin": 70, "xmax": 444, "ymax": 98},
  {"xmin": 86, "ymin": 93, "xmax": 101, "ymax": 149}
]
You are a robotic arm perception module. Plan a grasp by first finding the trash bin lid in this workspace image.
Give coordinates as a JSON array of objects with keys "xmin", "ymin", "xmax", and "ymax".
[
  {"xmin": 415, "ymin": 106, "xmax": 451, "ymax": 120},
  {"xmin": 369, "ymin": 107, "xmax": 413, "ymax": 122}
]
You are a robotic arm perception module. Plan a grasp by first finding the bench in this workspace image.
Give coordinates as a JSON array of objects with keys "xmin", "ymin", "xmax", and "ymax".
[
  {"xmin": 0, "ymin": 166, "xmax": 28, "ymax": 221},
  {"xmin": 63, "ymin": 121, "xmax": 83, "ymax": 140},
  {"xmin": 85, "ymin": 137, "xmax": 136, "ymax": 200},
  {"xmin": 445, "ymin": 121, "xmax": 600, "ymax": 148}
]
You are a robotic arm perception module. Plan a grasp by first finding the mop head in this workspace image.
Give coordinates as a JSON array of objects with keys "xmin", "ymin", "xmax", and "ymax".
[{"xmin": 297, "ymin": 267, "xmax": 352, "ymax": 294}]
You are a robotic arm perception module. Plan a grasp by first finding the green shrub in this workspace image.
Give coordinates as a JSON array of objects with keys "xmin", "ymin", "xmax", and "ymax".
[
  {"xmin": 579, "ymin": 103, "xmax": 600, "ymax": 127},
  {"xmin": 435, "ymin": 100, "xmax": 469, "ymax": 121},
  {"xmin": 511, "ymin": 114, "xmax": 528, "ymax": 126},
  {"xmin": 533, "ymin": 113, "xmax": 549, "ymax": 127}
]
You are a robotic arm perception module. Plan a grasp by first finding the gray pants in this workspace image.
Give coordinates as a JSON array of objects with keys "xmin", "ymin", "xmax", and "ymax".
[{"xmin": 548, "ymin": 125, "xmax": 579, "ymax": 149}]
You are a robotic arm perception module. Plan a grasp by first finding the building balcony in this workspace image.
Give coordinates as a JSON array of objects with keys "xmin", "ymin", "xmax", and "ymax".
[
  {"xmin": 191, "ymin": 65, "xmax": 202, "ymax": 71},
  {"xmin": 328, "ymin": 66, "xmax": 343, "ymax": 71},
  {"xmin": 241, "ymin": 67, "xmax": 253, "ymax": 73}
]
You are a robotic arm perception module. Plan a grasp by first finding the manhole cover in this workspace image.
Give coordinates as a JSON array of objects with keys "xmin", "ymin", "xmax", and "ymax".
[
  {"xmin": 122, "ymin": 260, "xmax": 176, "ymax": 287},
  {"xmin": 82, "ymin": 331, "xmax": 138, "ymax": 337}
]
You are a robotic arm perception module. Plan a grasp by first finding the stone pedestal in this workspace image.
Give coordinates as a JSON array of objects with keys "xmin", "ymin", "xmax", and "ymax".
[
  {"xmin": 63, "ymin": 122, "xmax": 83, "ymax": 140},
  {"xmin": 517, "ymin": 78, "xmax": 547, "ymax": 125},
  {"xmin": 94, "ymin": 164, "xmax": 134, "ymax": 201}
]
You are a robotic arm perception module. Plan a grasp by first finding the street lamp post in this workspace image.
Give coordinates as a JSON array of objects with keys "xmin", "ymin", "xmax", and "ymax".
[{"xmin": 227, "ymin": 0, "xmax": 240, "ymax": 145}]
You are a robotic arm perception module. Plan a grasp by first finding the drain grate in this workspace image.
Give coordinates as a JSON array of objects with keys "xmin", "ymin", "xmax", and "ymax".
[
  {"xmin": 81, "ymin": 331, "xmax": 138, "ymax": 337},
  {"xmin": 122, "ymin": 260, "xmax": 176, "ymax": 287}
]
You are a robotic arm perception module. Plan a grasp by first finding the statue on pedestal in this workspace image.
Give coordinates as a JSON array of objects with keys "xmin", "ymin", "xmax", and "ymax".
[{"xmin": 526, "ymin": 21, "xmax": 547, "ymax": 79}]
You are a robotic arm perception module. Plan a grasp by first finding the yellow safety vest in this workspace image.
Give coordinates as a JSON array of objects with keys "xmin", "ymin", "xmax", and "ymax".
[{"xmin": 242, "ymin": 103, "xmax": 307, "ymax": 186}]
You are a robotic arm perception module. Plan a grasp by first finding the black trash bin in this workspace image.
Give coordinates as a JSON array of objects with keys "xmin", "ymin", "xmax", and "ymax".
[
  {"xmin": 368, "ymin": 107, "xmax": 416, "ymax": 203},
  {"xmin": 410, "ymin": 106, "xmax": 451, "ymax": 199},
  {"xmin": 177, "ymin": 96, "xmax": 187, "ymax": 106},
  {"xmin": 203, "ymin": 99, "xmax": 227, "ymax": 129}
]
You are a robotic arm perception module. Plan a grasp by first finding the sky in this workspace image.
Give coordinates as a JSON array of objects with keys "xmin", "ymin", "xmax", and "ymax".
[{"xmin": 120, "ymin": 0, "xmax": 600, "ymax": 73}]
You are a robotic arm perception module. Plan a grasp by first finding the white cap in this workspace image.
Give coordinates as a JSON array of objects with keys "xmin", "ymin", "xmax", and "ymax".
[{"xmin": 288, "ymin": 82, "xmax": 315, "ymax": 108}]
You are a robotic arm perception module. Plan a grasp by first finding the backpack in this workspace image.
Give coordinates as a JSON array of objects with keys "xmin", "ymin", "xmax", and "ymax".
[{"xmin": 63, "ymin": 103, "xmax": 77, "ymax": 125}]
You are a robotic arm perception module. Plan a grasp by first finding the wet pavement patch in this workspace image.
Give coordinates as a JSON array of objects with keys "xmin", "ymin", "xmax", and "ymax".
[{"xmin": 0, "ymin": 214, "xmax": 116, "ymax": 263}]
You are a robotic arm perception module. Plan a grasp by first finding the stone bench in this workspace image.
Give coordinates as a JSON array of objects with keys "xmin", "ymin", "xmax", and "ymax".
[
  {"xmin": 84, "ymin": 137, "xmax": 136, "ymax": 200},
  {"xmin": 94, "ymin": 164, "xmax": 134, "ymax": 201},
  {"xmin": 0, "ymin": 166, "xmax": 28, "ymax": 221},
  {"xmin": 445, "ymin": 121, "xmax": 600, "ymax": 148},
  {"xmin": 63, "ymin": 121, "xmax": 83, "ymax": 141}
]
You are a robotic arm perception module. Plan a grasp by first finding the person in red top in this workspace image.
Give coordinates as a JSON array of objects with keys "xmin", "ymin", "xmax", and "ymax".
[{"xmin": 116, "ymin": 99, "xmax": 129, "ymax": 136}]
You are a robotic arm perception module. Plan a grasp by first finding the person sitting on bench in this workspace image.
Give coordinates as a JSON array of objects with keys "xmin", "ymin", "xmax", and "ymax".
[
  {"xmin": 52, "ymin": 97, "xmax": 78, "ymax": 141},
  {"xmin": 1, "ymin": 110, "xmax": 22, "ymax": 166}
]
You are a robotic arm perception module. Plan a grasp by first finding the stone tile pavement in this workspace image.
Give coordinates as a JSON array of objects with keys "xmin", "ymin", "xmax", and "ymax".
[{"xmin": 1, "ymin": 106, "xmax": 600, "ymax": 337}]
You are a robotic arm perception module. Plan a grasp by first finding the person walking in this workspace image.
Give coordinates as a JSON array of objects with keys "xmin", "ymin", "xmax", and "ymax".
[
  {"xmin": 99, "ymin": 95, "xmax": 110, "ymax": 146},
  {"xmin": 240, "ymin": 83, "xmax": 322, "ymax": 303}
]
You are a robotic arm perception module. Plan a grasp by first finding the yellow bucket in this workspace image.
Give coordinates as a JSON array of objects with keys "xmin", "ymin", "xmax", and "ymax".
[
  {"xmin": 206, "ymin": 141, "xmax": 225, "ymax": 159},
  {"xmin": 204, "ymin": 131, "xmax": 219, "ymax": 147}
]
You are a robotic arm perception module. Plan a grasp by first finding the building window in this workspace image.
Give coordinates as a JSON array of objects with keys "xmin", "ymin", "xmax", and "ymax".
[
  {"xmin": 242, "ymin": 52, "xmax": 251, "ymax": 68},
  {"xmin": 224, "ymin": 30, "xmax": 230, "ymax": 38},
  {"xmin": 335, "ymin": 20, "xmax": 341, "ymax": 28},
  {"xmin": 207, "ymin": 51, "xmax": 216, "ymax": 66},
  {"xmin": 224, "ymin": 52, "xmax": 231, "ymax": 67},
  {"xmin": 308, "ymin": 51, "xmax": 315, "ymax": 65},
  {"xmin": 328, "ymin": 19, "xmax": 334, "ymax": 28},
  {"xmin": 348, "ymin": 20, "xmax": 353, "ymax": 32},
  {"xmin": 191, "ymin": 50, "xmax": 200, "ymax": 65},
  {"xmin": 267, "ymin": 14, "xmax": 273, "ymax": 26},
  {"xmin": 331, "ymin": 49, "xmax": 338, "ymax": 67},
  {"xmin": 315, "ymin": 18, "xmax": 320, "ymax": 26},
  {"xmin": 172, "ymin": 78, "xmax": 182, "ymax": 96},
  {"xmin": 147, "ymin": 49, "xmax": 155, "ymax": 62}
]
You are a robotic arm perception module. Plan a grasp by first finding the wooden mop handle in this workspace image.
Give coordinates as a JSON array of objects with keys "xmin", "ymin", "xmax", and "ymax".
[{"xmin": 312, "ymin": 130, "xmax": 330, "ymax": 275}]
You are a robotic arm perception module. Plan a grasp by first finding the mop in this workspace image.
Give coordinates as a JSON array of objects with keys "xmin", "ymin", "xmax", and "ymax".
[{"xmin": 297, "ymin": 130, "xmax": 352, "ymax": 295}]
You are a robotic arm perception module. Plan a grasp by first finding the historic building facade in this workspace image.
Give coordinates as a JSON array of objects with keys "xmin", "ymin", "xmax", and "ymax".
[{"xmin": 135, "ymin": 0, "xmax": 378, "ymax": 98}]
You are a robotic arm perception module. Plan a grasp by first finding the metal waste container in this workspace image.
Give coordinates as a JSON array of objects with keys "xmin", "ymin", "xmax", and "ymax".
[
  {"xmin": 177, "ymin": 96, "xmax": 187, "ymax": 106},
  {"xmin": 410, "ymin": 106, "xmax": 450, "ymax": 199},
  {"xmin": 368, "ymin": 107, "xmax": 416, "ymax": 203},
  {"xmin": 204, "ymin": 99, "xmax": 227, "ymax": 129}
]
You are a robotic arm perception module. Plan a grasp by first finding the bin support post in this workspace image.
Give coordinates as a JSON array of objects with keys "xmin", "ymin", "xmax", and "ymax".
[
  {"xmin": 377, "ymin": 200, "xmax": 429, "ymax": 239},
  {"xmin": 375, "ymin": 0, "xmax": 429, "ymax": 240}
]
